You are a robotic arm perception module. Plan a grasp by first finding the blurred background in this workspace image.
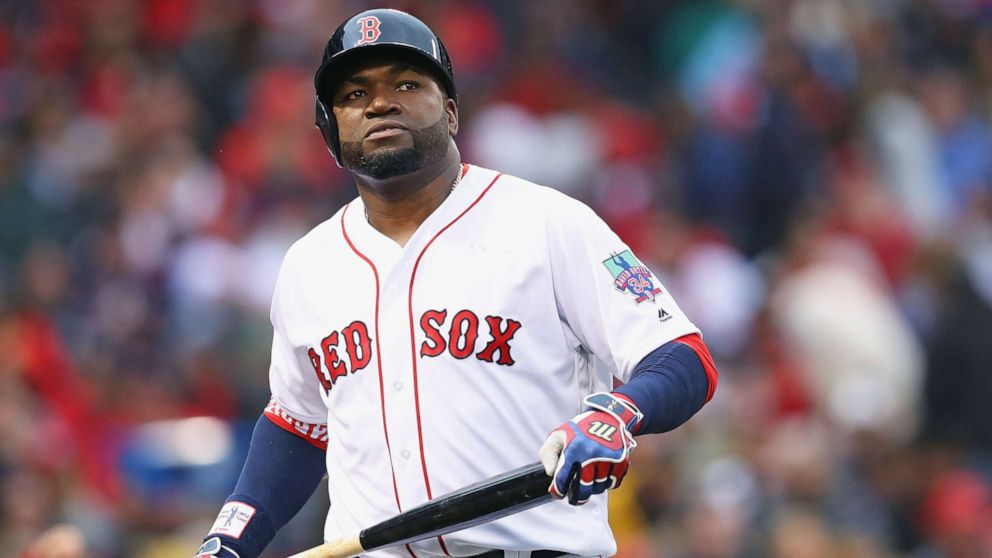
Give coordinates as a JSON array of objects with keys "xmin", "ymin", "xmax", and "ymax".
[{"xmin": 1, "ymin": 0, "xmax": 991, "ymax": 556}]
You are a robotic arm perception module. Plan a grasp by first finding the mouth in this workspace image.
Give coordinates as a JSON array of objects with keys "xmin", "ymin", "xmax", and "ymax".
[{"xmin": 365, "ymin": 121, "xmax": 409, "ymax": 140}]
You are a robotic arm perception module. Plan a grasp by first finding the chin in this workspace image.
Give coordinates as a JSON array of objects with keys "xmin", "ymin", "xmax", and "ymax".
[{"xmin": 354, "ymin": 147, "xmax": 422, "ymax": 179}]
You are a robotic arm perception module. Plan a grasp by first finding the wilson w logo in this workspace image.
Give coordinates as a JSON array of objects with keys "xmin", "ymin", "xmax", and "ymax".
[{"xmin": 587, "ymin": 421, "xmax": 617, "ymax": 442}]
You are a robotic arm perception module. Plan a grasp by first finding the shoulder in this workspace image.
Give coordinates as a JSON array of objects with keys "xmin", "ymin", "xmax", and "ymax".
[
  {"xmin": 468, "ymin": 165, "xmax": 600, "ymax": 222},
  {"xmin": 279, "ymin": 203, "xmax": 351, "ymax": 275}
]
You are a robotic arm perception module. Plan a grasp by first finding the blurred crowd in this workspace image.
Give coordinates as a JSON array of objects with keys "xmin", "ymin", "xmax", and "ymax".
[{"xmin": 1, "ymin": 0, "xmax": 991, "ymax": 557}]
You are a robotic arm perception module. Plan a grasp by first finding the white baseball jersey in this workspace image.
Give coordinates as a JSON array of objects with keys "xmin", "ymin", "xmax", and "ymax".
[{"xmin": 264, "ymin": 164, "xmax": 700, "ymax": 558}]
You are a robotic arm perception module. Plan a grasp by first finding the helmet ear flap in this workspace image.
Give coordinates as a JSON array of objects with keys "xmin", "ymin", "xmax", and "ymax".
[{"xmin": 314, "ymin": 100, "xmax": 343, "ymax": 167}]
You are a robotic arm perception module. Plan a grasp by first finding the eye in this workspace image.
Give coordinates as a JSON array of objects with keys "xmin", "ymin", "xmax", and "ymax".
[
  {"xmin": 340, "ymin": 89, "xmax": 366, "ymax": 102},
  {"xmin": 397, "ymin": 81, "xmax": 419, "ymax": 91}
]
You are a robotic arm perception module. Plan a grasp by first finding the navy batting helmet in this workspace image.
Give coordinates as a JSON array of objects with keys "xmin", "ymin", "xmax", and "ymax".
[{"xmin": 314, "ymin": 8, "xmax": 457, "ymax": 165}]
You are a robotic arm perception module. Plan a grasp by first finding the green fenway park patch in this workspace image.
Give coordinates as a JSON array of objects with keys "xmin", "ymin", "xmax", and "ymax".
[{"xmin": 602, "ymin": 250, "xmax": 662, "ymax": 304}]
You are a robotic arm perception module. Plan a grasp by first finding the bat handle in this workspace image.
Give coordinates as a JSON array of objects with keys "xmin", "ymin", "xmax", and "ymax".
[{"xmin": 285, "ymin": 535, "xmax": 363, "ymax": 558}]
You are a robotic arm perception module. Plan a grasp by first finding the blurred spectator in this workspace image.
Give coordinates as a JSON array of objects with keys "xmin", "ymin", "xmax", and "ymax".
[
  {"xmin": 771, "ymin": 230, "xmax": 924, "ymax": 444},
  {"xmin": 915, "ymin": 469, "xmax": 992, "ymax": 558},
  {"xmin": 921, "ymin": 248, "xmax": 992, "ymax": 455},
  {"xmin": 18, "ymin": 524, "xmax": 86, "ymax": 558}
]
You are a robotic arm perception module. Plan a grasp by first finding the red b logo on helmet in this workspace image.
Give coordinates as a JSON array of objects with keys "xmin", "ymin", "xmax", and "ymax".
[{"xmin": 356, "ymin": 16, "xmax": 381, "ymax": 45}]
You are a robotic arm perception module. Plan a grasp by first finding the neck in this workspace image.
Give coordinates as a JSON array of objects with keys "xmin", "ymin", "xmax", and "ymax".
[{"xmin": 356, "ymin": 149, "xmax": 462, "ymax": 247}]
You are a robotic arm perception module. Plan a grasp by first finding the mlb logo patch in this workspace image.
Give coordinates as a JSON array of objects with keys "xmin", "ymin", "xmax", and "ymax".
[{"xmin": 602, "ymin": 250, "xmax": 662, "ymax": 304}]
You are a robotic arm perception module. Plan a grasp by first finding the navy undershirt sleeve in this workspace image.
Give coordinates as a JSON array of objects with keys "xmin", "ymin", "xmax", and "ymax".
[
  {"xmin": 213, "ymin": 415, "xmax": 326, "ymax": 558},
  {"xmin": 614, "ymin": 339, "xmax": 711, "ymax": 435}
]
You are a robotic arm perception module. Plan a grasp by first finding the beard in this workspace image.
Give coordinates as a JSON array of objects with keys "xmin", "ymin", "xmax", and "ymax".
[{"xmin": 339, "ymin": 114, "xmax": 450, "ymax": 179}]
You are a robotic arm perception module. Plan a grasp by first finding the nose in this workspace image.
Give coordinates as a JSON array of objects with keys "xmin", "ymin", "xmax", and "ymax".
[{"xmin": 365, "ymin": 86, "xmax": 401, "ymax": 117}]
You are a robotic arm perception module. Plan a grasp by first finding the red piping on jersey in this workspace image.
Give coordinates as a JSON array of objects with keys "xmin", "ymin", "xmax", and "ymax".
[
  {"xmin": 341, "ymin": 203, "xmax": 418, "ymax": 558},
  {"xmin": 673, "ymin": 333, "xmax": 719, "ymax": 402},
  {"xmin": 408, "ymin": 165, "xmax": 499, "ymax": 556}
]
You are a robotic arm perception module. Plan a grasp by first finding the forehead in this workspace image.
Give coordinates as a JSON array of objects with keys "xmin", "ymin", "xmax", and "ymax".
[
  {"xmin": 332, "ymin": 50, "xmax": 445, "ymax": 89},
  {"xmin": 341, "ymin": 61, "xmax": 426, "ymax": 83}
]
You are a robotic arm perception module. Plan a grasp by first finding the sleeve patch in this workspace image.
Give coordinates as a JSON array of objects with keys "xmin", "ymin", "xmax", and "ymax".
[
  {"xmin": 602, "ymin": 250, "xmax": 663, "ymax": 304},
  {"xmin": 264, "ymin": 398, "xmax": 329, "ymax": 450},
  {"xmin": 208, "ymin": 501, "xmax": 257, "ymax": 539}
]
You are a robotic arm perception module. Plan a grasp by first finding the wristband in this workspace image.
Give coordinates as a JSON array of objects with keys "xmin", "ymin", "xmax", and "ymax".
[{"xmin": 584, "ymin": 392, "xmax": 643, "ymax": 433}]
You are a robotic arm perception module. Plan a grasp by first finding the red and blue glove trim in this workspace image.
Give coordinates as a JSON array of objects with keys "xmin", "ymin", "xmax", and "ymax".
[{"xmin": 544, "ymin": 392, "xmax": 643, "ymax": 505}]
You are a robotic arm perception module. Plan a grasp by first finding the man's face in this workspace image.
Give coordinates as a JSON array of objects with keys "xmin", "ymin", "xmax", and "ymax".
[{"xmin": 331, "ymin": 60, "xmax": 457, "ymax": 179}]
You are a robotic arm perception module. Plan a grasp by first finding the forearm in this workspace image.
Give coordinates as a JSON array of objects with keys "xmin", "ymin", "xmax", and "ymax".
[
  {"xmin": 200, "ymin": 415, "xmax": 326, "ymax": 558},
  {"xmin": 539, "ymin": 334, "xmax": 717, "ymax": 504},
  {"xmin": 614, "ymin": 333, "xmax": 718, "ymax": 434}
]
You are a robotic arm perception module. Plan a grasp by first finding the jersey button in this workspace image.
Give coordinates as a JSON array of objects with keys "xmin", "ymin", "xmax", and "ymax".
[
  {"xmin": 393, "ymin": 381, "xmax": 403, "ymax": 391},
  {"xmin": 401, "ymin": 449, "xmax": 411, "ymax": 459}
]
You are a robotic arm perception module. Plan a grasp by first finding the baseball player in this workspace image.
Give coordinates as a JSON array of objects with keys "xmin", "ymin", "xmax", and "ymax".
[{"xmin": 195, "ymin": 8, "xmax": 717, "ymax": 558}]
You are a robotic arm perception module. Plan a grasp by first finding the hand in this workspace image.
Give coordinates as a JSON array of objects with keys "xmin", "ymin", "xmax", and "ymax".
[
  {"xmin": 539, "ymin": 392, "xmax": 643, "ymax": 505},
  {"xmin": 195, "ymin": 537, "xmax": 241, "ymax": 558}
]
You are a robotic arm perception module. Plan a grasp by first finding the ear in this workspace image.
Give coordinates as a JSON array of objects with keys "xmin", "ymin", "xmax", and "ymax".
[{"xmin": 445, "ymin": 97, "xmax": 458, "ymax": 137}]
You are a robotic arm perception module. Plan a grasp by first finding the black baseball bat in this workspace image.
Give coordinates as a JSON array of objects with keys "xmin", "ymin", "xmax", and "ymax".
[{"xmin": 287, "ymin": 462, "xmax": 559, "ymax": 558}]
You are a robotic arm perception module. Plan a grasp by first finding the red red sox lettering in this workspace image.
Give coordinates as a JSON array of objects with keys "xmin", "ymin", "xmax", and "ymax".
[{"xmin": 308, "ymin": 310, "xmax": 521, "ymax": 392}]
